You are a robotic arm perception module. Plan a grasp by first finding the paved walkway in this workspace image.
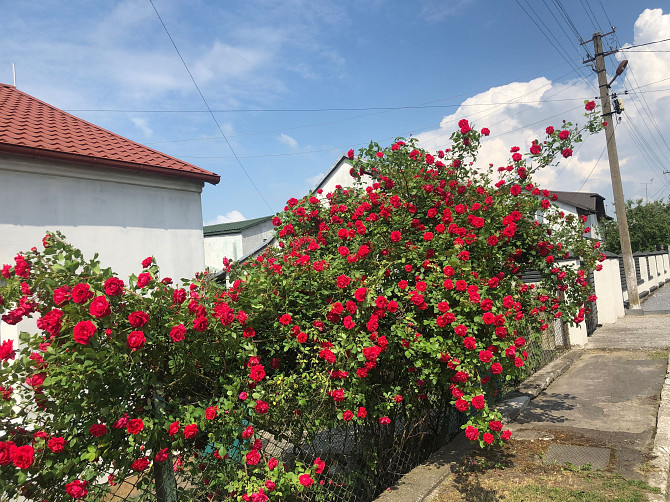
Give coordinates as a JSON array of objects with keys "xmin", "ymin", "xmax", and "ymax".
[{"xmin": 643, "ymin": 282, "xmax": 670, "ymax": 314}]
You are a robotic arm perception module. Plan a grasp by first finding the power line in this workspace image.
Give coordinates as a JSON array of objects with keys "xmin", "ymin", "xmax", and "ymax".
[
  {"xmin": 624, "ymin": 37, "xmax": 670, "ymax": 50},
  {"xmin": 147, "ymin": 0, "xmax": 272, "ymax": 212}
]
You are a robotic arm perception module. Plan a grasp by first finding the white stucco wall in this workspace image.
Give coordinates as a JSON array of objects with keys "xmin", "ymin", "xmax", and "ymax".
[
  {"xmin": 593, "ymin": 258, "xmax": 625, "ymax": 324},
  {"xmin": 204, "ymin": 234, "xmax": 244, "ymax": 271},
  {"xmin": 0, "ymin": 154, "xmax": 207, "ymax": 282},
  {"xmin": 241, "ymin": 220, "xmax": 274, "ymax": 255}
]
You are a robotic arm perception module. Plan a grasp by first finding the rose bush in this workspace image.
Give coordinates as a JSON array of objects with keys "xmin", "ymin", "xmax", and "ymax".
[{"xmin": 0, "ymin": 102, "xmax": 604, "ymax": 501}]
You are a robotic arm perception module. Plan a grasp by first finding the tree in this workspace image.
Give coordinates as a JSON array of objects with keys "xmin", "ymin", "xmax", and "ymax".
[{"xmin": 601, "ymin": 198, "xmax": 670, "ymax": 253}]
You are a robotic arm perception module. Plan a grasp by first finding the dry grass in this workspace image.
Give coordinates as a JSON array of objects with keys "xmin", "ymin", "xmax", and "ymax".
[{"xmin": 430, "ymin": 430, "xmax": 660, "ymax": 502}]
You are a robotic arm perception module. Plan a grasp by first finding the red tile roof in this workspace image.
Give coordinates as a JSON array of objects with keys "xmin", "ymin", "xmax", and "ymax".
[{"xmin": 0, "ymin": 83, "xmax": 220, "ymax": 184}]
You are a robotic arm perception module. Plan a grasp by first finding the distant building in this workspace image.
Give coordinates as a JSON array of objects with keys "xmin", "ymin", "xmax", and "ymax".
[
  {"xmin": 203, "ymin": 216, "xmax": 274, "ymax": 271},
  {"xmin": 550, "ymin": 191, "xmax": 610, "ymax": 240}
]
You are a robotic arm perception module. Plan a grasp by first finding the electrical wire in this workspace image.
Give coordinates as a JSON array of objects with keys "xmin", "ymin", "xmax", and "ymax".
[{"xmin": 147, "ymin": 0, "xmax": 272, "ymax": 211}]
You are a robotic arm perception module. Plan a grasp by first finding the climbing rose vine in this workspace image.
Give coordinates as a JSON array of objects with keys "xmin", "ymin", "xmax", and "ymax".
[{"xmin": 0, "ymin": 102, "xmax": 604, "ymax": 500}]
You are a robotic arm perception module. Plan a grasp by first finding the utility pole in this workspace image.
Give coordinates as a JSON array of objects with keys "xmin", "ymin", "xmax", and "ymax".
[
  {"xmin": 584, "ymin": 31, "xmax": 641, "ymax": 311},
  {"xmin": 641, "ymin": 179, "xmax": 653, "ymax": 203}
]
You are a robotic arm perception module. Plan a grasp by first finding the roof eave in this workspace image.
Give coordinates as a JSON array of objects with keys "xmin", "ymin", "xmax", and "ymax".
[{"xmin": 0, "ymin": 143, "xmax": 221, "ymax": 185}]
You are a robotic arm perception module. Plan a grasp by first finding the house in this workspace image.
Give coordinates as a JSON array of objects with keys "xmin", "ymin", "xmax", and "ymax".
[
  {"xmin": 550, "ymin": 191, "xmax": 609, "ymax": 240},
  {"xmin": 0, "ymin": 83, "xmax": 219, "ymax": 342},
  {"xmin": 203, "ymin": 216, "xmax": 274, "ymax": 271},
  {"xmin": 206, "ymin": 155, "xmax": 359, "ymax": 269}
]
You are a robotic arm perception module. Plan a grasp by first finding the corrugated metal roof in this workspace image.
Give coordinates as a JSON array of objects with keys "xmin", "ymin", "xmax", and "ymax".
[{"xmin": 0, "ymin": 83, "xmax": 220, "ymax": 184}]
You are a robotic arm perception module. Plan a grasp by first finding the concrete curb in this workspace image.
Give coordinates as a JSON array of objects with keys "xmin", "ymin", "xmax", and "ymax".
[
  {"xmin": 373, "ymin": 348, "xmax": 583, "ymax": 502},
  {"xmin": 646, "ymin": 353, "xmax": 670, "ymax": 502}
]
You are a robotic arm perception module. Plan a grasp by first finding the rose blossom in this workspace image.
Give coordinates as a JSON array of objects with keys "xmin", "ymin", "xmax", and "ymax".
[
  {"xmin": 128, "ymin": 311, "xmax": 149, "ymax": 327},
  {"xmin": 299, "ymin": 473, "xmax": 314, "ymax": 487},
  {"xmin": 126, "ymin": 331, "xmax": 146, "ymax": 351},
  {"xmin": 47, "ymin": 436, "xmax": 67, "ymax": 453},
  {"xmin": 183, "ymin": 424, "xmax": 198, "ymax": 439},
  {"xmin": 131, "ymin": 457, "xmax": 150, "ymax": 471},
  {"xmin": 103, "ymin": 277, "xmax": 124, "ymax": 296},
  {"xmin": 65, "ymin": 480, "xmax": 88, "ymax": 499},
  {"xmin": 89, "ymin": 296, "xmax": 111, "ymax": 318},
  {"xmin": 126, "ymin": 418, "xmax": 144, "ymax": 435},
  {"xmin": 170, "ymin": 324, "xmax": 186, "ymax": 342},
  {"xmin": 11, "ymin": 445, "xmax": 35, "ymax": 469}
]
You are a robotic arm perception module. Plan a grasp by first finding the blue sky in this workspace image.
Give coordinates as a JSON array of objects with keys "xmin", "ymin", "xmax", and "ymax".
[{"xmin": 2, "ymin": 1, "xmax": 669, "ymax": 224}]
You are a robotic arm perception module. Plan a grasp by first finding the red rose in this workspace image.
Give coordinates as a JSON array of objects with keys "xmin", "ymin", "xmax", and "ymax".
[
  {"xmin": 89, "ymin": 296, "xmax": 111, "ymax": 318},
  {"xmin": 491, "ymin": 362, "xmax": 503, "ymax": 374},
  {"xmin": 357, "ymin": 407, "xmax": 367, "ymax": 418},
  {"xmin": 378, "ymin": 416, "xmax": 391, "ymax": 425},
  {"xmin": 167, "ymin": 421, "xmax": 180, "ymax": 437},
  {"xmin": 126, "ymin": 331, "xmax": 146, "ymax": 351},
  {"xmin": 255, "ymin": 400, "xmax": 270, "ymax": 414},
  {"xmin": 342, "ymin": 410, "xmax": 354, "ymax": 421},
  {"xmin": 172, "ymin": 288, "xmax": 187, "ymax": 304},
  {"xmin": 501, "ymin": 430, "xmax": 512, "ymax": 440},
  {"xmin": 128, "ymin": 311, "xmax": 149, "ymax": 327},
  {"xmin": 0, "ymin": 340, "xmax": 16, "ymax": 361},
  {"xmin": 561, "ymin": 148, "xmax": 572, "ymax": 158},
  {"xmin": 465, "ymin": 426, "xmax": 479, "ymax": 441},
  {"xmin": 103, "ymin": 277, "xmax": 124, "ymax": 297},
  {"xmin": 136, "ymin": 272, "xmax": 152, "ymax": 288},
  {"xmin": 205, "ymin": 406, "xmax": 217, "ymax": 420},
  {"xmin": 131, "ymin": 457, "xmax": 150, "ymax": 471},
  {"xmin": 192, "ymin": 316, "xmax": 208, "ymax": 332},
  {"xmin": 278, "ymin": 314, "xmax": 291, "ymax": 325},
  {"xmin": 585, "ymin": 100, "xmax": 596, "ymax": 111},
  {"xmin": 52, "ymin": 285, "xmax": 72, "ymax": 305},
  {"xmin": 65, "ymin": 480, "xmax": 89, "ymax": 499},
  {"xmin": 347, "ymin": 149, "xmax": 355, "ymax": 160},
  {"xmin": 336, "ymin": 274, "xmax": 351, "ymax": 289},
  {"xmin": 455, "ymin": 398, "xmax": 469, "ymax": 411},
  {"xmin": 330, "ymin": 389, "xmax": 345, "ymax": 402},
  {"xmin": 71, "ymin": 283, "xmax": 93, "ymax": 304},
  {"xmin": 89, "ymin": 423, "xmax": 108, "ymax": 437},
  {"xmin": 127, "ymin": 418, "xmax": 144, "ymax": 435},
  {"xmin": 471, "ymin": 395, "xmax": 486, "ymax": 410},
  {"xmin": 299, "ymin": 473, "xmax": 314, "ymax": 487},
  {"xmin": 142, "ymin": 257, "xmax": 153, "ymax": 268},
  {"xmin": 390, "ymin": 230, "xmax": 402, "ymax": 242},
  {"xmin": 183, "ymin": 424, "xmax": 198, "ymax": 439},
  {"xmin": 269, "ymin": 457, "xmax": 278, "ymax": 470},
  {"xmin": 154, "ymin": 447, "xmax": 169, "ymax": 462},
  {"xmin": 480, "ymin": 127, "xmax": 490, "ymax": 136},
  {"xmin": 11, "ymin": 444, "xmax": 34, "ymax": 469},
  {"xmin": 558, "ymin": 129, "xmax": 570, "ymax": 140},
  {"xmin": 0, "ymin": 441, "xmax": 13, "ymax": 465},
  {"xmin": 47, "ymin": 436, "xmax": 67, "ymax": 453},
  {"xmin": 170, "ymin": 324, "xmax": 186, "ymax": 342},
  {"xmin": 250, "ymin": 365, "xmax": 266, "ymax": 382},
  {"xmin": 545, "ymin": 126, "xmax": 554, "ymax": 135},
  {"xmin": 265, "ymin": 480, "xmax": 276, "ymax": 491},
  {"xmin": 246, "ymin": 450, "xmax": 261, "ymax": 466},
  {"xmin": 489, "ymin": 420, "xmax": 503, "ymax": 432},
  {"xmin": 72, "ymin": 320, "xmax": 97, "ymax": 346}
]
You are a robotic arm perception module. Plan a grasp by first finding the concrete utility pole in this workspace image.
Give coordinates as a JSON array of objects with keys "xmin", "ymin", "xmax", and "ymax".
[{"xmin": 588, "ymin": 31, "xmax": 641, "ymax": 311}]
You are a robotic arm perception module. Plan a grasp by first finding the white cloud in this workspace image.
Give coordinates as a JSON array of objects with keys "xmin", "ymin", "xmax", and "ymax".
[
  {"xmin": 279, "ymin": 133, "xmax": 298, "ymax": 148},
  {"xmin": 205, "ymin": 210, "xmax": 246, "ymax": 225},
  {"xmin": 414, "ymin": 8, "xmax": 670, "ymax": 204},
  {"xmin": 130, "ymin": 117, "xmax": 153, "ymax": 137}
]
